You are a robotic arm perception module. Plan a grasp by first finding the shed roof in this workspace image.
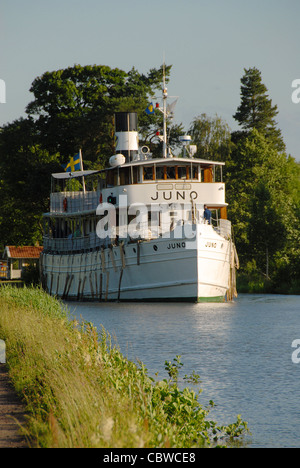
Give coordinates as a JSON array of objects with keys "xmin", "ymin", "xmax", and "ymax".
[{"xmin": 4, "ymin": 246, "xmax": 43, "ymax": 259}]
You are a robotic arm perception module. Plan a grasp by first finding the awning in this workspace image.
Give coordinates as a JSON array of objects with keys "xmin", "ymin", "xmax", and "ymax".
[{"xmin": 51, "ymin": 170, "xmax": 100, "ymax": 179}]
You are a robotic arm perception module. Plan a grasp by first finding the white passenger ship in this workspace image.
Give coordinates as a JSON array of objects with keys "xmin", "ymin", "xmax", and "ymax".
[{"xmin": 41, "ymin": 84, "xmax": 238, "ymax": 302}]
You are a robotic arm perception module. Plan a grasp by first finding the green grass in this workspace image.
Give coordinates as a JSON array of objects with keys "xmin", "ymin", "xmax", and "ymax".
[{"xmin": 0, "ymin": 285, "xmax": 249, "ymax": 448}]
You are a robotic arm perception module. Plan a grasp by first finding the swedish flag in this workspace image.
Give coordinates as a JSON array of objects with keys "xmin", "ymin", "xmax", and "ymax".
[
  {"xmin": 145, "ymin": 102, "xmax": 155, "ymax": 115},
  {"xmin": 62, "ymin": 153, "xmax": 82, "ymax": 172}
]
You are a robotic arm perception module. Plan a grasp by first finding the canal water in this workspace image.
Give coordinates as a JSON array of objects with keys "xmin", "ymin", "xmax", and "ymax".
[{"xmin": 67, "ymin": 294, "xmax": 300, "ymax": 448}]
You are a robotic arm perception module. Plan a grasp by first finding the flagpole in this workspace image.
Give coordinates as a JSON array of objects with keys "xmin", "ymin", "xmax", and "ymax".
[
  {"xmin": 162, "ymin": 62, "xmax": 168, "ymax": 158},
  {"xmin": 79, "ymin": 148, "xmax": 86, "ymax": 193}
]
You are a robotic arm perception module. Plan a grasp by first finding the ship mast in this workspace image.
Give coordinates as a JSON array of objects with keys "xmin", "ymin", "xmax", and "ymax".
[
  {"xmin": 162, "ymin": 63, "xmax": 168, "ymax": 158},
  {"xmin": 156, "ymin": 62, "xmax": 178, "ymax": 158}
]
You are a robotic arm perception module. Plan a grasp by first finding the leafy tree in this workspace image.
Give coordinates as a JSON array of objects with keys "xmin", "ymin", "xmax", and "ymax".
[
  {"xmin": 248, "ymin": 181, "xmax": 285, "ymax": 278},
  {"xmin": 188, "ymin": 113, "xmax": 232, "ymax": 161},
  {"xmin": 233, "ymin": 67, "xmax": 285, "ymax": 152},
  {"xmin": 229, "ymin": 68, "xmax": 300, "ymax": 289},
  {"xmin": 0, "ymin": 118, "xmax": 60, "ymax": 248},
  {"xmin": 227, "ymin": 129, "xmax": 299, "ymax": 282},
  {"xmin": 25, "ymin": 64, "xmax": 177, "ymax": 167},
  {"xmin": 271, "ymin": 159, "xmax": 300, "ymax": 292}
]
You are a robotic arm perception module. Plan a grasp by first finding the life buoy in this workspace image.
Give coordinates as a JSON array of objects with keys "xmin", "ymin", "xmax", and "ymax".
[{"xmin": 63, "ymin": 198, "xmax": 68, "ymax": 212}]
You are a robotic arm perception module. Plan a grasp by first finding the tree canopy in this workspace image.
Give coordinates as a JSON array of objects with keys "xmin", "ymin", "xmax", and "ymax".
[
  {"xmin": 0, "ymin": 118, "xmax": 60, "ymax": 244},
  {"xmin": 25, "ymin": 64, "xmax": 176, "ymax": 168},
  {"xmin": 233, "ymin": 67, "xmax": 285, "ymax": 152},
  {"xmin": 188, "ymin": 113, "xmax": 232, "ymax": 161}
]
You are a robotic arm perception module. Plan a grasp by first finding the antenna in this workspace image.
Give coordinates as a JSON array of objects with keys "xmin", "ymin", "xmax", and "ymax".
[
  {"xmin": 153, "ymin": 59, "xmax": 179, "ymax": 158},
  {"xmin": 162, "ymin": 61, "xmax": 167, "ymax": 158}
]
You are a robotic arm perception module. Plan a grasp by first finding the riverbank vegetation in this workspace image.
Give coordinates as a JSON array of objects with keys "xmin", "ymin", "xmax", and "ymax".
[
  {"xmin": 0, "ymin": 64, "xmax": 299, "ymax": 292},
  {"xmin": 0, "ymin": 285, "xmax": 249, "ymax": 448}
]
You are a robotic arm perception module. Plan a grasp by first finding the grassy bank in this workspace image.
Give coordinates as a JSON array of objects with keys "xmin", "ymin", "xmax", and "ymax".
[{"xmin": 0, "ymin": 286, "xmax": 248, "ymax": 448}]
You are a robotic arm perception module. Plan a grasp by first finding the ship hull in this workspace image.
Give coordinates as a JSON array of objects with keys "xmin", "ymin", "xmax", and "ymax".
[{"xmin": 41, "ymin": 224, "xmax": 234, "ymax": 303}]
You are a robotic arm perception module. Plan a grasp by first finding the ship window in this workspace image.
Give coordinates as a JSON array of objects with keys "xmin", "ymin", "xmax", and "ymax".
[
  {"xmin": 214, "ymin": 165, "xmax": 223, "ymax": 182},
  {"xmin": 166, "ymin": 166, "xmax": 176, "ymax": 179},
  {"xmin": 156, "ymin": 166, "xmax": 164, "ymax": 180},
  {"xmin": 191, "ymin": 165, "xmax": 199, "ymax": 180},
  {"xmin": 120, "ymin": 167, "xmax": 130, "ymax": 185},
  {"xmin": 114, "ymin": 169, "xmax": 119, "ymax": 186},
  {"xmin": 178, "ymin": 166, "xmax": 187, "ymax": 179},
  {"xmin": 143, "ymin": 166, "xmax": 153, "ymax": 181},
  {"xmin": 106, "ymin": 168, "xmax": 119, "ymax": 186},
  {"xmin": 106, "ymin": 170, "xmax": 114, "ymax": 187},
  {"xmin": 132, "ymin": 167, "xmax": 139, "ymax": 184}
]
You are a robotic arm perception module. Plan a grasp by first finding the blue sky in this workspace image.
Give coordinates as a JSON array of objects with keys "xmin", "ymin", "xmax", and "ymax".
[{"xmin": 1, "ymin": 0, "xmax": 300, "ymax": 160}]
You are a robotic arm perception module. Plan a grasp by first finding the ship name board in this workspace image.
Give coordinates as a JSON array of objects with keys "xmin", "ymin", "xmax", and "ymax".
[
  {"xmin": 167, "ymin": 242, "xmax": 186, "ymax": 250},
  {"xmin": 151, "ymin": 190, "xmax": 198, "ymax": 201}
]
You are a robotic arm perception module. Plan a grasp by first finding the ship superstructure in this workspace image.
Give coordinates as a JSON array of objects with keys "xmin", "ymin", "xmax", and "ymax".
[{"xmin": 41, "ymin": 79, "xmax": 238, "ymax": 302}]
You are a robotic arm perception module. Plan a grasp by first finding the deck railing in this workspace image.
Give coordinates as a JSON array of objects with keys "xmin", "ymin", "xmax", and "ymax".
[
  {"xmin": 217, "ymin": 218, "xmax": 232, "ymax": 239},
  {"xmin": 50, "ymin": 191, "xmax": 100, "ymax": 213},
  {"xmin": 43, "ymin": 232, "xmax": 110, "ymax": 253},
  {"xmin": 43, "ymin": 218, "xmax": 232, "ymax": 255}
]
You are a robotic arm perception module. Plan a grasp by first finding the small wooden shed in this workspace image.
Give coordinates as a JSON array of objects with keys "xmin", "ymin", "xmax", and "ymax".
[{"xmin": 1, "ymin": 246, "xmax": 43, "ymax": 280}]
